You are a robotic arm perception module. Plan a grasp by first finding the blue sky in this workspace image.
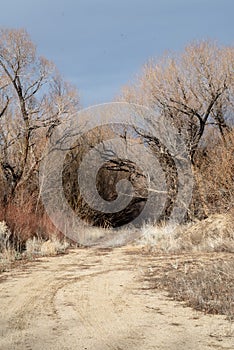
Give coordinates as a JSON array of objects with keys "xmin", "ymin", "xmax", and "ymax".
[{"xmin": 0, "ymin": 0, "xmax": 233, "ymax": 106}]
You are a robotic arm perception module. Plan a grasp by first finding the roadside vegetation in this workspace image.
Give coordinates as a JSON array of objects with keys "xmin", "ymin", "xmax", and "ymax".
[{"xmin": 138, "ymin": 212, "xmax": 234, "ymax": 320}]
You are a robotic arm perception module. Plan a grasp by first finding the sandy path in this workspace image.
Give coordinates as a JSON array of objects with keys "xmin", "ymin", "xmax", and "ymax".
[{"xmin": 0, "ymin": 247, "xmax": 233, "ymax": 350}]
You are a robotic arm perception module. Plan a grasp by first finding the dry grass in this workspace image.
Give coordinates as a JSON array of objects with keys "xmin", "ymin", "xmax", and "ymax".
[
  {"xmin": 26, "ymin": 236, "xmax": 69, "ymax": 257},
  {"xmin": 0, "ymin": 248, "xmax": 21, "ymax": 273},
  {"xmin": 138, "ymin": 212, "xmax": 234, "ymax": 253},
  {"xmin": 73, "ymin": 225, "xmax": 140, "ymax": 247},
  {"xmin": 0, "ymin": 219, "xmax": 70, "ymax": 273},
  {"xmin": 0, "ymin": 237, "xmax": 70, "ymax": 273},
  {"xmin": 143, "ymin": 255, "xmax": 234, "ymax": 321},
  {"xmin": 168, "ymin": 260, "xmax": 234, "ymax": 320},
  {"xmin": 139, "ymin": 213, "xmax": 234, "ymax": 320},
  {"xmin": 175, "ymin": 212, "xmax": 234, "ymax": 252}
]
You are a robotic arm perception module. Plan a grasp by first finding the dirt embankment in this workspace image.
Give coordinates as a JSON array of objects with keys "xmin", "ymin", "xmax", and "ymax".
[{"xmin": 0, "ymin": 247, "xmax": 233, "ymax": 350}]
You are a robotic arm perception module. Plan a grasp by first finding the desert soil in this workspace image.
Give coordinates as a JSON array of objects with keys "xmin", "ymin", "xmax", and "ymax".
[{"xmin": 0, "ymin": 247, "xmax": 233, "ymax": 350}]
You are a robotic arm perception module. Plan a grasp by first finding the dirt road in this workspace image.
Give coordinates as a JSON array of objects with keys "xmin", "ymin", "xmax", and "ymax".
[{"xmin": 0, "ymin": 247, "xmax": 233, "ymax": 350}]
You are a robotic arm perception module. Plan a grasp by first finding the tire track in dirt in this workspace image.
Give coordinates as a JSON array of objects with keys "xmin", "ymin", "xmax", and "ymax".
[{"xmin": 0, "ymin": 247, "xmax": 233, "ymax": 350}]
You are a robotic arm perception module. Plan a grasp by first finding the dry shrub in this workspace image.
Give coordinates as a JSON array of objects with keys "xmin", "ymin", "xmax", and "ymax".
[
  {"xmin": 0, "ymin": 248, "xmax": 19, "ymax": 272},
  {"xmin": 0, "ymin": 199, "xmax": 61, "ymax": 251},
  {"xmin": 0, "ymin": 221, "xmax": 11, "ymax": 251},
  {"xmin": 0, "ymin": 221, "xmax": 19, "ymax": 272},
  {"xmin": 176, "ymin": 212, "xmax": 234, "ymax": 252},
  {"xmin": 198, "ymin": 129, "xmax": 234, "ymax": 214},
  {"xmin": 26, "ymin": 236, "xmax": 69, "ymax": 257},
  {"xmin": 138, "ymin": 222, "xmax": 179, "ymax": 252},
  {"xmin": 0, "ymin": 219, "xmax": 69, "ymax": 273},
  {"xmin": 40, "ymin": 238, "xmax": 69, "ymax": 256},
  {"xmin": 25, "ymin": 236, "xmax": 43, "ymax": 256},
  {"xmin": 138, "ymin": 212, "xmax": 234, "ymax": 253}
]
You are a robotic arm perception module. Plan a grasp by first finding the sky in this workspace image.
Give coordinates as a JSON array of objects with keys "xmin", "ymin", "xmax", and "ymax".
[{"xmin": 0, "ymin": 0, "xmax": 233, "ymax": 107}]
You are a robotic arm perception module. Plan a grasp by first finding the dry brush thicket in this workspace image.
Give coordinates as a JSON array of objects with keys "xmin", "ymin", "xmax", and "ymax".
[
  {"xmin": 0, "ymin": 27, "xmax": 79, "ymax": 249},
  {"xmin": 119, "ymin": 40, "xmax": 234, "ymax": 218}
]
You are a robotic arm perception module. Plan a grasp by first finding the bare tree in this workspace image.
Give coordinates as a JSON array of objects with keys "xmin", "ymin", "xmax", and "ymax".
[
  {"xmin": 0, "ymin": 28, "xmax": 80, "ymax": 203},
  {"xmin": 120, "ymin": 40, "xmax": 234, "ymax": 163}
]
